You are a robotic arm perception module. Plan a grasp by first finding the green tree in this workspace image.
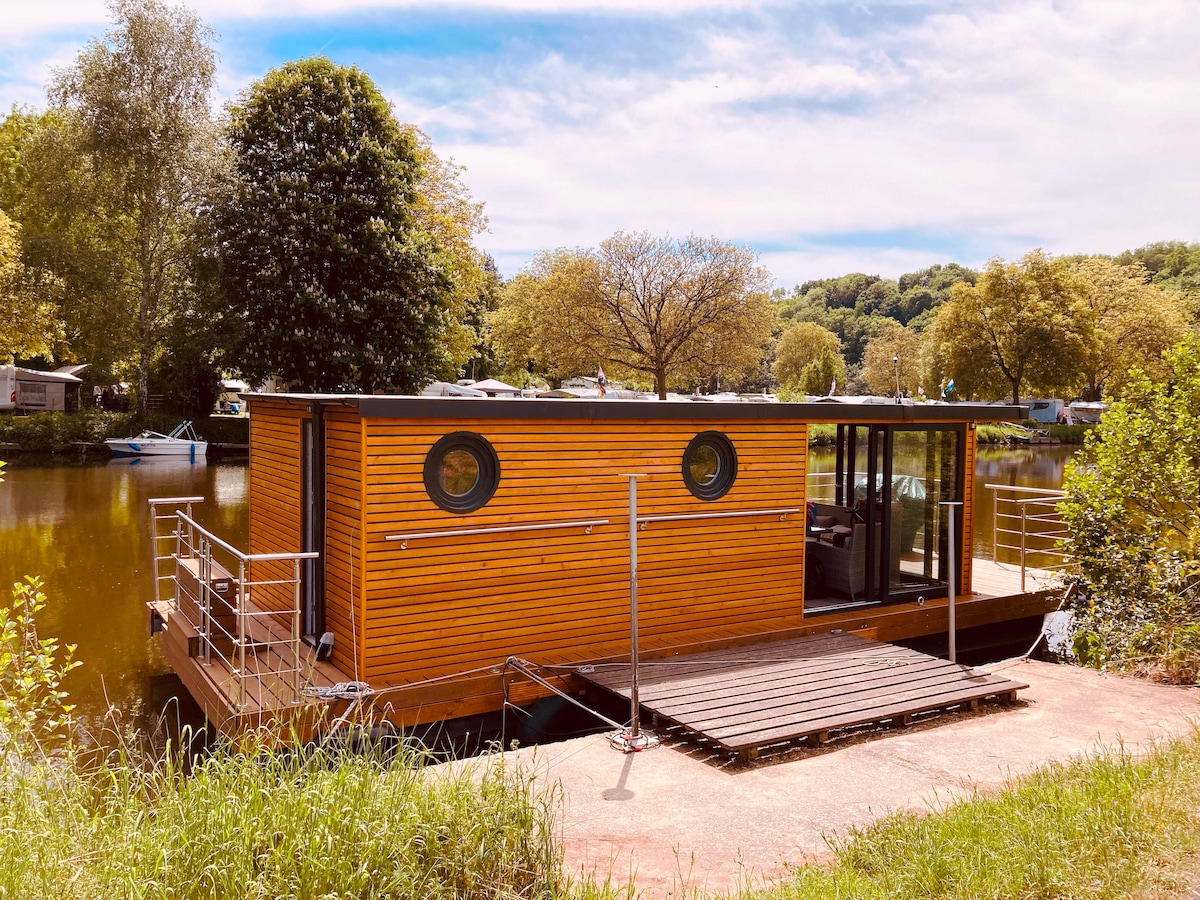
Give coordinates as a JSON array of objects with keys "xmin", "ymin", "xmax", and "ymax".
[
  {"xmin": 1071, "ymin": 257, "xmax": 1190, "ymax": 400},
  {"xmin": 860, "ymin": 322, "xmax": 923, "ymax": 397},
  {"xmin": 773, "ymin": 321, "xmax": 845, "ymax": 395},
  {"xmin": 49, "ymin": 0, "xmax": 220, "ymax": 413},
  {"xmin": 1115, "ymin": 240, "xmax": 1200, "ymax": 305},
  {"xmin": 0, "ymin": 210, "xmax": 63, "ymax": 361},
  {"xmin": 1061, "ymin": 337, "xmax": 1200, "ymax": 682},
  {"xmin": 496, "ymin": 232, "xmax": 773, "ymax": 399},
  {"xmin": 0, "ymin": 108, "xmax": 128, "ymax": 378},
  {"xmin": 930, "ymin": 250, "xmax": 1089, "ymax": 404},
  {"xmin": 211, "ymin": 57, "xmax": 452, "ymax": 393},
  {"xmin": 409, "ymin": 129, "xmax": 490, "ymax": 377},
  {"xmin": 897, "ymin": 262, "xmax": 978, "ymax": 328}
]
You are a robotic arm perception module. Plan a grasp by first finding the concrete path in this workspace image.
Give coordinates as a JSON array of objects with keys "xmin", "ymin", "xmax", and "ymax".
[{"xmin": 507, "ymin": 659, "xmax": 1200, "ymax": 898}]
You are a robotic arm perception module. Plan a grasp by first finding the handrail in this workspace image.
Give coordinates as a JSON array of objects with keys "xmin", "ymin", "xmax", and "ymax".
[
  {"xmin": 387, "ymin": 506, "xmax": 802, "ymax": 546},
  {"xmin": 176, "ymin": 511, "xmax": 319, "ymax": 562},
  {"xmin": 148, "ymin": 497, "xmax": 205, "ymax": 606},
  {"xmin": 637, "ymin": 507, "xmax": 801, "ymax": 529},
  {"xmin": 985, "ymin": 485, "xmax": 1072, "ymax": 590},
  {"xmin": 149, "ymin": 501, "xmax": 319, "ymax": 711},
  {"xmin": 983, "ymin": 484, "xmax": 1064, "ymax": 496},
  {"xmin": 148, "ymin": 495, "xmax": 206, "ymax": 506},
  {"xmin": 387, "ymin": 518, "xmax": 610, "ymax": 549}
]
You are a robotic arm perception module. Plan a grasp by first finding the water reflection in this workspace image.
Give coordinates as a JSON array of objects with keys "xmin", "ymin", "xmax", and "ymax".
[{"xmin": 0, "ymin": 459, "xmax": 248, "ymax": 742}]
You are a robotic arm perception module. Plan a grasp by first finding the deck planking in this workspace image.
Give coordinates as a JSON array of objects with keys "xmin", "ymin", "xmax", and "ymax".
[
  {"xmin": 151, "ymin": 597, "xmax": 352, "ymax": 735},
  {"xmin": 580, "ymin": 632, "xmax": 1026, "ymax": 761}
]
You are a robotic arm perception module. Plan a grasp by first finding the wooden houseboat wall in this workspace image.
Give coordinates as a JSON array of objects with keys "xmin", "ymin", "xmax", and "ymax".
[{"xmin": 237, "ymin": 395, "xmax": 1018, "ymax": 728}]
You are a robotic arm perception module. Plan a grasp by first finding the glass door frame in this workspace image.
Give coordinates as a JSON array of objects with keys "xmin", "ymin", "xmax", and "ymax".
[{"xmin": 831, "ymin": 422, "xmax": 966, "ymax": 604}]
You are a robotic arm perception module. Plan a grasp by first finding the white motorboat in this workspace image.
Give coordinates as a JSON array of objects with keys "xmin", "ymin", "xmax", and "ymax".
[{"xmin": 105, "ymin": 420, "xmax": 208, "ymax": 459}]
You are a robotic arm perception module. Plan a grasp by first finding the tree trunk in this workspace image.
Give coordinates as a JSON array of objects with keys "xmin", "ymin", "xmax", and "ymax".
[{"xmin": 655, "ymin": 369, "xmax": 668, "ymax": 401}]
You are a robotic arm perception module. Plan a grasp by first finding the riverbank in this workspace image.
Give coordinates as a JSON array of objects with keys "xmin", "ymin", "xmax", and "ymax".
[{"xmin": 0, "ymin": 410, "xmax": 248, "ymax": 457}]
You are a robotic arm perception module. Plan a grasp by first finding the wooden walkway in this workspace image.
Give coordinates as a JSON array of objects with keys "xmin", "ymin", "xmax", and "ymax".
[{"xmin": 580, "ymin": 632, "xmax": 1027, "ymax": 762}]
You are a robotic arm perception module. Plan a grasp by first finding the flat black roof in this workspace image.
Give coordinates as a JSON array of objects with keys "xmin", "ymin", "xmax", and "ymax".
[{"xmin": 245, "ymin": 393, "xmax": 1024, "ymax": 424}]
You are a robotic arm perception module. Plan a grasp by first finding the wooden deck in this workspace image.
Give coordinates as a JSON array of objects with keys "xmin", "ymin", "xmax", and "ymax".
[
  {"xmin": 150, "ymin": 598, "xmax": 354, "ymax": 739},
  {"xmin": 579, "ymin": 631, "xmax": 1028, "ymax": 762},
  {"xmin": 149, "ymin": 554, "xmax": 1063, "ymax": 740}
]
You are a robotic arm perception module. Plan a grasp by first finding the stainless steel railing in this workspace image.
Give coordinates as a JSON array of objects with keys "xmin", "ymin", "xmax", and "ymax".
[
  {"xmin": 985, "ymin": 484, "xmax": 1074, "ymax": 591},
  {"xmin": 148, "ymin": 497, "xmax": 319, "ymax": 710}
]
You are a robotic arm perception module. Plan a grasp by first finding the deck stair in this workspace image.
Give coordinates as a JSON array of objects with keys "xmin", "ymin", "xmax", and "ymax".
[{"xmin": 579, "ymin": 632, "xmax": 1027, "ymax": 762}]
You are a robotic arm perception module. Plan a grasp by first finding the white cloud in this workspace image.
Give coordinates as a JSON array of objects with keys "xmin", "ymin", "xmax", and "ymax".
[
  {"xmin": 2, "ymin": 0, "xmax": 1197, "ymax": 287},
  {"xmin": 397, "ymin": 0, "xmax": 1200, "ymax": 284},
  {"xmin": 0, "ymin": 0, "xmax": 782, "ymax": 37}
]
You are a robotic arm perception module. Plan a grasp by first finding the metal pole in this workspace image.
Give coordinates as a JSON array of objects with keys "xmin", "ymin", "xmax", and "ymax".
[
  {"xmin": 1020, "ymin": 502, "xmax": 1028, "ymax": 593},
  {"xmin": 991, "ymin": 487, "xmax": 998, "ymax": 562},
  {"xmin": 237, "ymin": 558, "xmax": 247, "ymax": 709},
  {"xmin": 628, "ymin": 474, "xmax": 640, "ymax": 739},
  {"xmin": 292, "ymin": 558, "xmax": 302, "ymax": 703},
  {"xmin": 941, "ymin": 501, "xmax": 961, "ymax": 664},
  {"xmin": 200, "ymin": 537, "xmax": 211, "ymax": 666}
]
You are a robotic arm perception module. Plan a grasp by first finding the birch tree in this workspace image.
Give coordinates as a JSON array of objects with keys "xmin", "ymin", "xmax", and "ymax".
[{"xmin": 50, "ymin": 0, "xmax": 219, "ymax": 412}]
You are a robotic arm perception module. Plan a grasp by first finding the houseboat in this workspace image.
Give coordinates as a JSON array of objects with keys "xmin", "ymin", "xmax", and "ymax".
[{"xmin": 146, "ymin": 395, "xmax": 1062, "ymax": 753}]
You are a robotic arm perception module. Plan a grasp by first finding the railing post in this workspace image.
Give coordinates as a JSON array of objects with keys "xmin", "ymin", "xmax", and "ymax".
[
  {"xmin": 1020, "ymin": 502, "xmax": 1028, "ymax": 593},
  {"xmin": 940, "ymin": 501, "xmax": 962, "ymax": 664},
  {"xmin": 611, "ymin": 474, "xmax": 656, "ymax": 753},
  {"xmin": 237, "ymin": 558, "xmax": 247, "ymax": 710},
  {"xmin": 628, "ymin": 474, "xmax": 641, "ymax": 740},
  {"xmin": 991, "ymin": 487, "xmax": 998, "ymax": 562},
  {"xmin": 200, "ymin": 537, "xmax": 211, "ymax": 666},
  {"xmin": 149, "ymin": 502, "xmax": 161, "ymax": 606},
  {"xmin": 292, "ymin": 557, "xmax": 302, "ymax": 703}
]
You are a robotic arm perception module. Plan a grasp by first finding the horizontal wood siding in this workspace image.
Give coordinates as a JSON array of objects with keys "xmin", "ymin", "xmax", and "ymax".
[
  {"xmin": 249, "ymin": 404, "xmax": 306, "ymax": 614},
  {"xmin": 961, "ymin": 426, "xmax": 976, "ymax": 597},
  {"xmin": 323, "ymin": 408, "xmax": 363, "ymax": 679},
  {"xmin": 360, "ymin": 418, "xmax": 808, "ymax": 687}
]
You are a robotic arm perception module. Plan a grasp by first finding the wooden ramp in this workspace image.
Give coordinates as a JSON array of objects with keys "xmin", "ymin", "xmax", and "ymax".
[{"xmin": 579, "ymin": 632, "xmax": 1027, "ymax": 762}]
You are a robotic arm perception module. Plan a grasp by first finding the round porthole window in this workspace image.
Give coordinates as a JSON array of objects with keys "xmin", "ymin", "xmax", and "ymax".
[
  {"xmin": 424, "ymin": 432, "xmax": 499, "ymax": 513},
  {"xmin": 682, "ymin": 431, "xmax": 737, "ymax": 501}
]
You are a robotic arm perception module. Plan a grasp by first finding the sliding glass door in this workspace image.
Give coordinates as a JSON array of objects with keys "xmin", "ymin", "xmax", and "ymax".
[{"xmin": 825, "ymin": 423, "xmax": 964, "ymax": 604}]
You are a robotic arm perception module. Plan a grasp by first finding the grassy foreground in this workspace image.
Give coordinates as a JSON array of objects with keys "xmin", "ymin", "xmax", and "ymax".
[
  {"xmin": 0, "ymin": 737, "xmax": 567, "ymax": 900},
  {"xmin": 1, "ymin": 730, "xmax": 1197, "ymax": 899},
  {"xmin": 755, "ymin": 732, "xmax": 1200, "ymax": 900}
]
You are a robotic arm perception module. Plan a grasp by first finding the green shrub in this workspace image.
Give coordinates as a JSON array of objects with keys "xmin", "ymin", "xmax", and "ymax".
[
  {"xmin": 0, "ymin": 577, "xmax": 79, "ymax": 755},
  {"xmin": 0, "ymin": 411, "xmax": 246, "ymax": 453},
  {"xmin": 1060, "ymin": 337, "xmax": 1200, "ymax": 683}
]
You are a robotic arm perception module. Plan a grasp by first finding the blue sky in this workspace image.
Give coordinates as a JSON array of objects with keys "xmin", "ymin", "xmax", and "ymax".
[{"xmin": 3, "ymin": 0, "xmax": 1198, "ymax": 289}]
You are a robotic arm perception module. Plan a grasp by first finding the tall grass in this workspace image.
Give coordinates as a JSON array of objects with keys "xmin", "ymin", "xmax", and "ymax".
[
  {"xmin": 759, "ymin": 732, "xmax": 1200, "ymax": 900},
  {"xmin": 0, "ymin": 736, "xmax": 567, "ymax": 899}
]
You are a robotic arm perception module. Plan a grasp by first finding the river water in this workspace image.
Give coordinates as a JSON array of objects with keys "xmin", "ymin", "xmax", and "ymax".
[{"xmin": 0, "ymin": 444, "xmax": 1080, "ymax": 738}]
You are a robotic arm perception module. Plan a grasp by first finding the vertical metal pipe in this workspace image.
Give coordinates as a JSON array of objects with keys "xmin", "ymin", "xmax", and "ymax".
[
  {"xmin": 942, "ymin": 502, "xmax": 960, "ymax": 663},
  {"xmin": 292, "ymin": 558, "xmax": 302, "ymax": 702},
  {"xmin": 200, "ymin": 537, "xmax": 211, "ymax": 666},
  {"xmin": 628, "ymin": 474, "xmax": 640, "ymax": 739},
  {"xmin": 992, "ymin": 487, "xmax": 998, "ymax": 562},
  {"xmin": 1021, "ymin": 502, "xmax": 1028, "ymax": 593},
  {"xmin": 237, "ymin": 558, "xmax": 247, "ymax": 710}
]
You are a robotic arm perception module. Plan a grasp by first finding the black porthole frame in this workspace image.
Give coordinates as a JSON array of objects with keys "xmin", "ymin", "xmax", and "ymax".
[
  {"xmin": 423, "ymin": 431, "xmax": 500, "ymax": 514},
  {"xmin": 682, "ymin": 430, "xmax": 737, "ymax": 501}
]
